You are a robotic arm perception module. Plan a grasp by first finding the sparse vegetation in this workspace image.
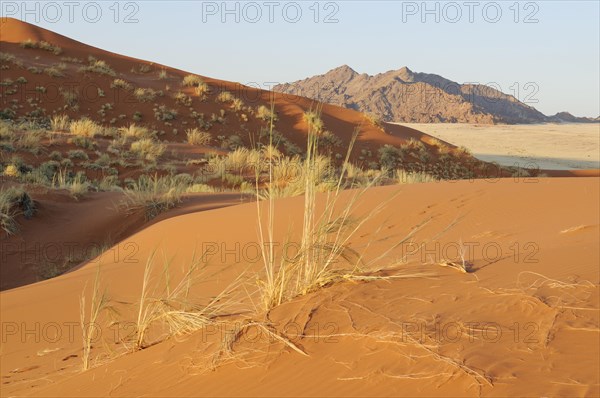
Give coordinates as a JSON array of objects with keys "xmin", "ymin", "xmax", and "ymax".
[{"xmin": 20, "ymin": 39, "xmax": 62, "ymax": 55}]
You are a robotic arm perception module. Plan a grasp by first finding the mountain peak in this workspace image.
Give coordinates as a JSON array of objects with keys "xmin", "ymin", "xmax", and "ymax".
[
  {"xmin": 395, "ymin": 66, "xmax": 415, "ymax": 81},
  {"xmin": 326, "ymin": 64, "xmax": 358, "ymax": 78}
]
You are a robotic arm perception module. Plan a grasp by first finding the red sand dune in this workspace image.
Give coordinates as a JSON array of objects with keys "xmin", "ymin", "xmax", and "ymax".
[
  {"xmin": 0, "ymin": 188, "xmax": 249, "ymax": 290},
  {"xmin": 1, "ymin": 177, "xmax": 598, "ymax": 397},
  {"xmin": 0, "ymin": 18, "xmax": 445, "ymax": 161}
]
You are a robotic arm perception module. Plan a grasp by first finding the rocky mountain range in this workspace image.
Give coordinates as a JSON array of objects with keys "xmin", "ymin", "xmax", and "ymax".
[{"xmin": 274, "ymin": 65, "xmax": 598, "ymax": 124}]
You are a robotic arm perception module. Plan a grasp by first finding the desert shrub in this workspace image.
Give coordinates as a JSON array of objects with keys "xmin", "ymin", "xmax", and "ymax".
[
  {"xmin": 111, "ymin": 79, "xmax": 133, "ymax": 90},
  {"xmin": 153, "ymin": 105, "xmax": 177, "ymax": 121},
  {"xmin": 130, "ymin": 138, "xmax": 165, "ymax": 161},
  {"xmin": 0, "ymin": 186, "xmax": 35, "ymax": 235},
  {"xmin": 0, "ymin": 52, "xmax": 16, "ymax": 63},
  {"xmin": 186, "ymin": 128, "xmax": 211, "ymax": 145},
  {"xmin": 174, "ymin": 91, "xmax": 192, "ymax": 106},
  {"xmin": 44, "ymin": 63, "xmax": 67, "ymax": 77},
  {"xmin": 182, "ymin": 74, "xmax": 204, "ymax": 87},
  {"xmin": 0, "ymin": 108, "xmax": 16, "ymax": 120},
  {"xmin": 217, "ymin": 134, "xmax": 244, "ymax": 150},
  {"xmin": 133, "ymin": 88, "xmax": 161, "ymax": 102},
  {"xmin": 49, "ymin": 150, "xmax": 63, "ymax": 161},
  {"xmin": 133, "ymin": 112, "xmax": 143, "ymax": 122},
  {"xmin": 79, "ymin": 57, "xmax": 116, "ymax": 76},
  {"xmin": 194, "ymin": 82, "xmax": 210, "ymax": 97},
  {"xmin": 320, "ymin": 131, "xmax": 342, "ymax": 149},
  {"xmin": 378, "ymin": 145, "xmax": 404, "ymax": 171},
  {"xmin": 216, "ymin": 91, "xmax": 234, "ymax": 103},
  {"xmin": 69, "ymin": 136, "xmax": 96, "ymax": 150},
  {"xmin": 256, "ymin": 105, "xmax": 277, "ymax": 122},
  {"xmin": 230, "ymin": 98, "xmax": 244, "ymax": 111},
  {"xmin": 38, "ymin": 161, "xmax": 60, "ymax": 181},
  {"xmin": 68, "ymin": 149, "xmax": 89, "ymax": 160}
]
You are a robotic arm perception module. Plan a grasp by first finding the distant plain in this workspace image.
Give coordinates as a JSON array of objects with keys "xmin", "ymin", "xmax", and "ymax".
[{"xmin": 400, "ymin": 123, "xmax": 600, "ymax": 170}]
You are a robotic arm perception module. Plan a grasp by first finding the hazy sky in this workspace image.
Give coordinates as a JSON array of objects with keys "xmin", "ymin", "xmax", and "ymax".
[{"xmin": 3, "ymin": 1, "xmax": 599, "ymax": 117}]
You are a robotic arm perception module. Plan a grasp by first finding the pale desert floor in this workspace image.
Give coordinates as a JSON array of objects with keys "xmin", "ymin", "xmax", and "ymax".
[{"xmin": 399, "ymin": 123, "xmax": 600, "ymax": 170}]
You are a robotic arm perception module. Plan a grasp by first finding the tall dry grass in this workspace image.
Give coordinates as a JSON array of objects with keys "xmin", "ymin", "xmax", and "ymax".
[
  {"xmin": 254, "ymin": 105, "xmax": 389, "ymax": 311},
  {"xmin": 79, "ymin": 265, "xmax": 113, "ymax": 370}
]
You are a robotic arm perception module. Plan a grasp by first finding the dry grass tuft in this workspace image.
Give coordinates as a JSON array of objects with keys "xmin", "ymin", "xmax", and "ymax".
[
  {"xmin": 69, "ymin": 118, "xmax": 101, "ymax": 137},
  {"xmin": 79, "ymin": 265, "xmax": 113, "ymax": 370},
  {"xmin": 186, "ymin": 128, "xmax": 212, "ymax": 145}
]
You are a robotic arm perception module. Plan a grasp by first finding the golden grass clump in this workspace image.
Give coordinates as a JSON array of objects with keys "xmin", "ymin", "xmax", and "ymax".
[
  {"xmin": 51, "ymin": 114, "xmax": 70, "ymax": 131},
  {"xmin": 186, "ymin": 128, "xmax": 212, "ymax": 145},
  {"xmin": 182, "ymin": 74, "xmax": 204, "ymax": 87},
  {"xmin": 216, "ymin": 91, "xmax": 234, "ymax": 103},
  {"xmin": 119, "ymin": 123, "xmax": 155, "ymax": 140},
  {"xmin": 69, "ymin": 118, "xmax": 101, "ymax": 137},
  {"xmin": 256, "ymin": 105, "xmax": 277, "ymax": 121}
]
